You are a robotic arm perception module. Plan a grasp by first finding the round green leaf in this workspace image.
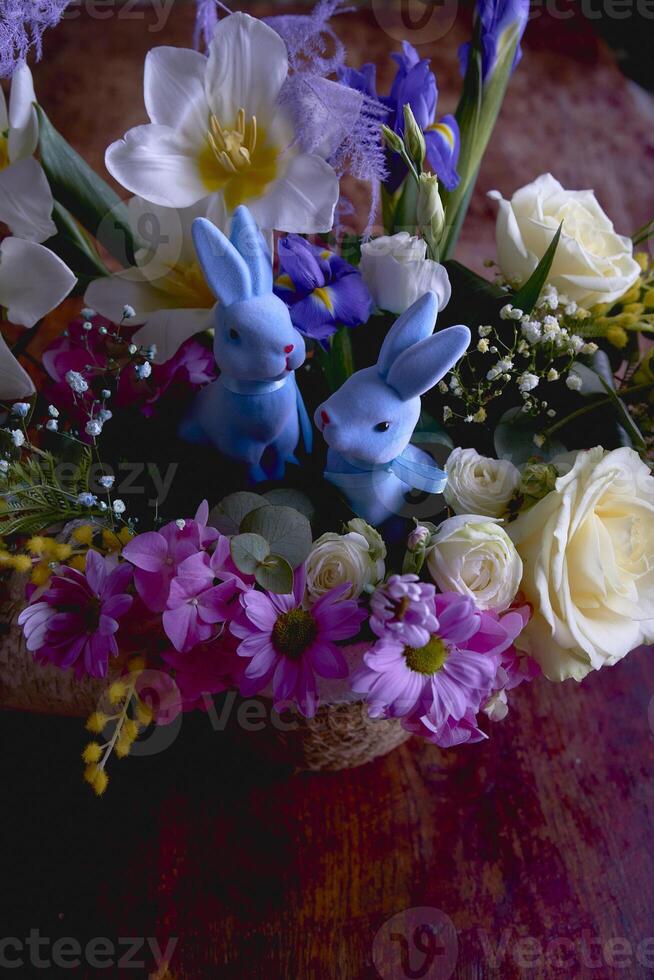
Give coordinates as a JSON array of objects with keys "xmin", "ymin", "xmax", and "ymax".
[
  {"xmin": 208, "ymin": 492, "xmax": 267, "ymax": 536},
  {"xmin": 263, "ymin": 488, "xmax": 315, "ymax": 521},
  {"xmin": 241, "ymin": 505, "xmax": 312, "ymax": 569},
  {"xmin": 230, "ymin": 533, "xmax": 269, "ymax": 575},
  {"xmin": 255, "ymin": 554, "xmax": 293, "ymax": 594}
]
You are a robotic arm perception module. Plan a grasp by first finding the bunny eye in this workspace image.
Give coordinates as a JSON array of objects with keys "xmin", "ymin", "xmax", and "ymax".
[
  {"xmin": 228, "ymin": 328, "xmax": 240, "ymax": 340},
  {"xmin": 374, "ymin": 421, "xmax": 391, "ymax": 432}
]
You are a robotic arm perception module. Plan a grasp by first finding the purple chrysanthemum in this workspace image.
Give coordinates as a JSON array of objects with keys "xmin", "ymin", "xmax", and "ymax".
[
  {"xmin": 352, "ymin": 592, "xmax": 524, "ymax": 744},
  {"xmin": 17, "ymin": 550, "xmax": 133, "ymax": 679},
  {"xmin": 369, "ymin": 574, "xmax": 438, "ymax": 649},
  {"xmin": 230, "ymin": 566, "xmax": 366, "ymax": 718}
]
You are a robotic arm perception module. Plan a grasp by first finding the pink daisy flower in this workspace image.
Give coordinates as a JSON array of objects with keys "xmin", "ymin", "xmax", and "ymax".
[
  {"xmin": 351, "ymin": 592, "xmax": 524, "ymax": 744},
  {"xmin": 17, "ymin": 550, "xmax": 133, "ymax": 679},
  {"xmin": 230, "ymin": 566, "xmax": 366, "ymax": 718},
  {"xmin": 369, "ymin": 573, "xmax": 438, "ymax": 648}
]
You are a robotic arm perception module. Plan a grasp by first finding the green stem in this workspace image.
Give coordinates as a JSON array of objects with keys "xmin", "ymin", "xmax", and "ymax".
[{"xmin": 542, "ymin": 381, "xmax": 654, "ymax": 437}]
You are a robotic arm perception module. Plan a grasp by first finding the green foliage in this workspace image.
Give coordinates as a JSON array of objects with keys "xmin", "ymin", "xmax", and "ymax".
[
  {"xmin": 37, "ymin": 105, "xmax": 137, "ymax": 266},
  {"xmin": 511, "ymin": 224, "xmax": 562, "ymax": 314}
]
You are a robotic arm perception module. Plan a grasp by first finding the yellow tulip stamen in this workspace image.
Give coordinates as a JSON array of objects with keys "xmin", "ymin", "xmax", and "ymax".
[{"xmin": 200, "ymin": 107, "xmax": 277, "ymax": 209}]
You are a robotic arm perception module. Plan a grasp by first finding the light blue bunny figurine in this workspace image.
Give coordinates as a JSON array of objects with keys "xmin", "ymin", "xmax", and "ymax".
[
  {"xmin": 180, "ymin": 206, "xmax": 310, "ymax": 482},
  {"xmin": 315, "ymin": 292, "xmax": 470, "ymax": 525}
]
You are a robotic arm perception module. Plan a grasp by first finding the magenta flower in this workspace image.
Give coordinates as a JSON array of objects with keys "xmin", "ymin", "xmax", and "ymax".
[
  {"xmin": 351, "ymin": 592, "xmax": 524, "ymax": 744},
  {"xmin": 162, "ymin": 542, "xmax": 245, "ymax": 653},
  {"xmin": 230, "ymin": 566, "xmax": 367, "ymax": 718},
  {"xmin": 17, "ymin": 551, "xmax": 133, "ymax": 679},
  {"xmin": 370, "ymin": 574, "xmax": 438, "ymax": 648},
  {"xmin": 122, "ymin": 501, "xmax": 219, "ymax": 612}
]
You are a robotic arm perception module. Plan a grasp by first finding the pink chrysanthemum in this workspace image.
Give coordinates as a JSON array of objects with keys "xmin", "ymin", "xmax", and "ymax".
[
  {"xmin": 351, "ymin": 592, "xmax": 525, "ymax": 745},
  {"xmin": 17, "ymin": 550, "xmax": 133, "ymax": 679},
  {"xmin": 230, "ymin": 566, "xmax": 366, "ymax": 717}
]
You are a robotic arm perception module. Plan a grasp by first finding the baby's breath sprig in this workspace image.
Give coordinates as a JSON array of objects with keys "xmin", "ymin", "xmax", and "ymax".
[{"xmin": 83, "ymin": 657, "xmax": 153, "ymax": 796}]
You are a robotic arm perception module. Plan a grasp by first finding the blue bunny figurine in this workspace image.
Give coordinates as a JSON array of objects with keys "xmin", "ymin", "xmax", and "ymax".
[
  {"xmin": 179, "ymin": 206, "xmax": 309, "ymax": 482},
  {"xmin": 315, "ymin": 292, "xmax": 470, "ymax": 525}
]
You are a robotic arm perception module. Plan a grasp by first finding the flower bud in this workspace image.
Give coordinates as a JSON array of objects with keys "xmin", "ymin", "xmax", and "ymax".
[
  {"xmin": 407, "ymin": 525, "xmax": 431, "ymax": 551},
  {"xmin": 381, "ymin": 124, "xmax": 404, "ymax": 155},
  {"xmin": 402, "ymin": 104, "xmax": 426, "ymax": 167},
  {"xmin": 417, "ymin": 173, "xmax": 445, "ymax": 238}
]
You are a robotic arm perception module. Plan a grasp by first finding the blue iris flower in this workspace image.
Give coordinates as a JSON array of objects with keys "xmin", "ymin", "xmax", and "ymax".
[
  {"xmin": 459, "ymin": 0, "xmax": 530, "ymax": 82},
  {"xmin": 338, "ymin": 42, "xmax": 460, "ymax": 194},
  {"xmin": 274, "ymin": 236, "xmax": 373, "ymax": 344}
]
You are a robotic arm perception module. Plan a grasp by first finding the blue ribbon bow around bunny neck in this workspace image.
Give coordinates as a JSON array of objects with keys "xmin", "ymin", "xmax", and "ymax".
[{"xmin": 324, "ymin": 448, "xmax": 447, "ymax": 495}]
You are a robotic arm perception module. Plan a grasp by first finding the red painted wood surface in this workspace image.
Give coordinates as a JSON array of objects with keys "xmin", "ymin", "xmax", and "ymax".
[{"xmin": 2, "ymin": 644, "xmax": 653, "ymax": 978}]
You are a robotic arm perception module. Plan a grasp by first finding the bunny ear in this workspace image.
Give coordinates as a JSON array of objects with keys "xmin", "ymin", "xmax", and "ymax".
[
  {"xmin": 192, "ymin": 217, "xmax": 252, "ymax": 306},
  {"xmin": 386, "ymin": 325, "xmax": 471, "ymax": 401},
  {"xmin": 229, "ymin": 205, "xmax": 272, "ymax": 296},
  {"xmin": 377, "ymin": 291, "xmax": 439, "ymax": 379}
]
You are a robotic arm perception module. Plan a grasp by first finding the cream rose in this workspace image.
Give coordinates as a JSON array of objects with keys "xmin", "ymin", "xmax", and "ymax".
[
  {"xmin": 427, "ymin": 516, "xmax": 522, "ymax": 611},
  {"xmin": 359, "ymin": 232, "xmax": 451, "ymax": 314},
  {"xmin": 305, "ymin": 521, "xmax": 386, "ymax": 602},
  {"xmin": 489, "ymin": 174, "xmax": 640, "ymax": 308},
  {"xmin": 444, "ymin": 448, "xmax": 520, "ymax": 519},
  {"xmin": 509, "ymin": 447, "xmax": 654, "ymax": 682}
]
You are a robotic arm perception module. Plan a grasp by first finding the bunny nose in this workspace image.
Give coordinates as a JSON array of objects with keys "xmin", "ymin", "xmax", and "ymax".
[
  {"xmin": 284, "ymin": 344, "xmax": 294, "ymax": 353},
  {"xmin": 320, "ymin": 410, "xmax": 330, "ymax": 426}
]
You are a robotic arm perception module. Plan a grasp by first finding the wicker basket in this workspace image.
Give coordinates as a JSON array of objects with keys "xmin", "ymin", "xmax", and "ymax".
[{"xmin": 0, "ymin": 577, "xmax": 410, "ymax": 771}]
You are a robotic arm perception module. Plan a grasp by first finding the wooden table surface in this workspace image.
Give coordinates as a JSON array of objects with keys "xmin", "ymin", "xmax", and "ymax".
[
  {"xmin": 3, "ymin": 3, "xmax": 654, "ymax": 978},
  {"xmin": 2, "ymin": 644, "xmax": 654, "ymax": 979}
]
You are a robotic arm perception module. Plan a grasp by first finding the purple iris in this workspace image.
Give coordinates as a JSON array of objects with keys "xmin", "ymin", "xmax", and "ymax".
[
  {"xmin": 274, "ymin": 236, "xmax": 372, "ymax": 343},
  {"xmin": 459, "ymin": 0, "xmax": 530, "ymax": 82},
  {"xmin": 338, "ymin": 42, "xmax": 460, "ymax": 193}
]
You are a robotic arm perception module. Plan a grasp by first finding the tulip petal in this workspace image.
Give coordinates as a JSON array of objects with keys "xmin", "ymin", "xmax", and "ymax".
[{"xmin": 0, "ymin": 238, "xmax": 76, "ymax": 328}]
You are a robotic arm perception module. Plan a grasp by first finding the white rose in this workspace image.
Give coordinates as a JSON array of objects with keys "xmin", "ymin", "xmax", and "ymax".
[
  {"xmin": 305, "ymin": 527, "xmax": 385, "ymax": 602},
  {"xmin": 427, "ymin": 515, "xmax": 522, "ymax": 612},
  {"xmin": 490, "ymin": 174, "xmax": 640, "ymax": 308},
  {"xmin": 444, "ymin": 448, "xmax": 520, "ymax": 519},
  {"xmin": 360, "ymin": 232, "xmax": 451, "ymax": 314},
  {"xmin": 509, "ymin": 447, "xmax": 654, "ymax": 682}
]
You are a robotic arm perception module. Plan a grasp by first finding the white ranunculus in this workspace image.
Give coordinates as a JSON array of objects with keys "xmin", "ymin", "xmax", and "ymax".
[
  {"xmin": 0, "ymin": 238, "xmax": 77, "ymax": 399},
  {"xmin": 427, "ymin": 515, "xmax": 522, "ymax": 612},
  {"xmin": 444, "ymin": 448, "xmax": 520, "ymax": 519},
  {"xmin": 85, "ymin": 196, "xmax": 225, "ymax": 363},
  {"xmin": 509, "ymin": 447, "xmax": 654, "ymax": 682},
  {"xmin": 489, "ymin": 174, "xmax": 640, "ymax": 308},
  {"xmin": 305, "ymin": 523, "xmax": 386, "ymax": 602},
  {"xmin": 359, "ymin": 232, "xmax": 451, "ymax": 314},
  {"xmin": 105, "ymin": 13, "xmax": 338, "ymax": 233},
  {"xmin": 0, "ymin": 63, "xmax": 56, "ymax": 243}
]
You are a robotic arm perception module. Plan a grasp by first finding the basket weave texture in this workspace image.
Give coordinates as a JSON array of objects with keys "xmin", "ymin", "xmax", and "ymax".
[{"xmin": 0, "ymin": 578, "xmax": 409, "ymax": 771}]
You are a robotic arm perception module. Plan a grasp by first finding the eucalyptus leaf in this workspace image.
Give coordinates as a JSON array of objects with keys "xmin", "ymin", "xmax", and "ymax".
[
  {"xmin": 494, "ymin": 407, "xmax": 566, "ymax": 466},
  {"xmin": 241, "ymin": 505, "xmax": 312, "ymax": 569},
  {"xmin": 230, "ymin": 533, "xmax": 270, "ymax": 575},
  {"xmin": 37, "ymin": 105, "xmax": 136, "ymax": 265},
  {"xmin": 208, "ymin": 492, "xmax": 267, "ymax": 536},
  {"xmin": 263, "ymin": 488, "xmax": 314, "ymax": 521},
  {"xmin": 511, "ymin": 223, "xmax": 562, "ymax": 314},
  {"xmin": 255, "ymin": 554, "xmax": 293, "ymax": 594},
  {"xmin": 413, "ymin": 410, "xmax": 454, "ymax": 450}
]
